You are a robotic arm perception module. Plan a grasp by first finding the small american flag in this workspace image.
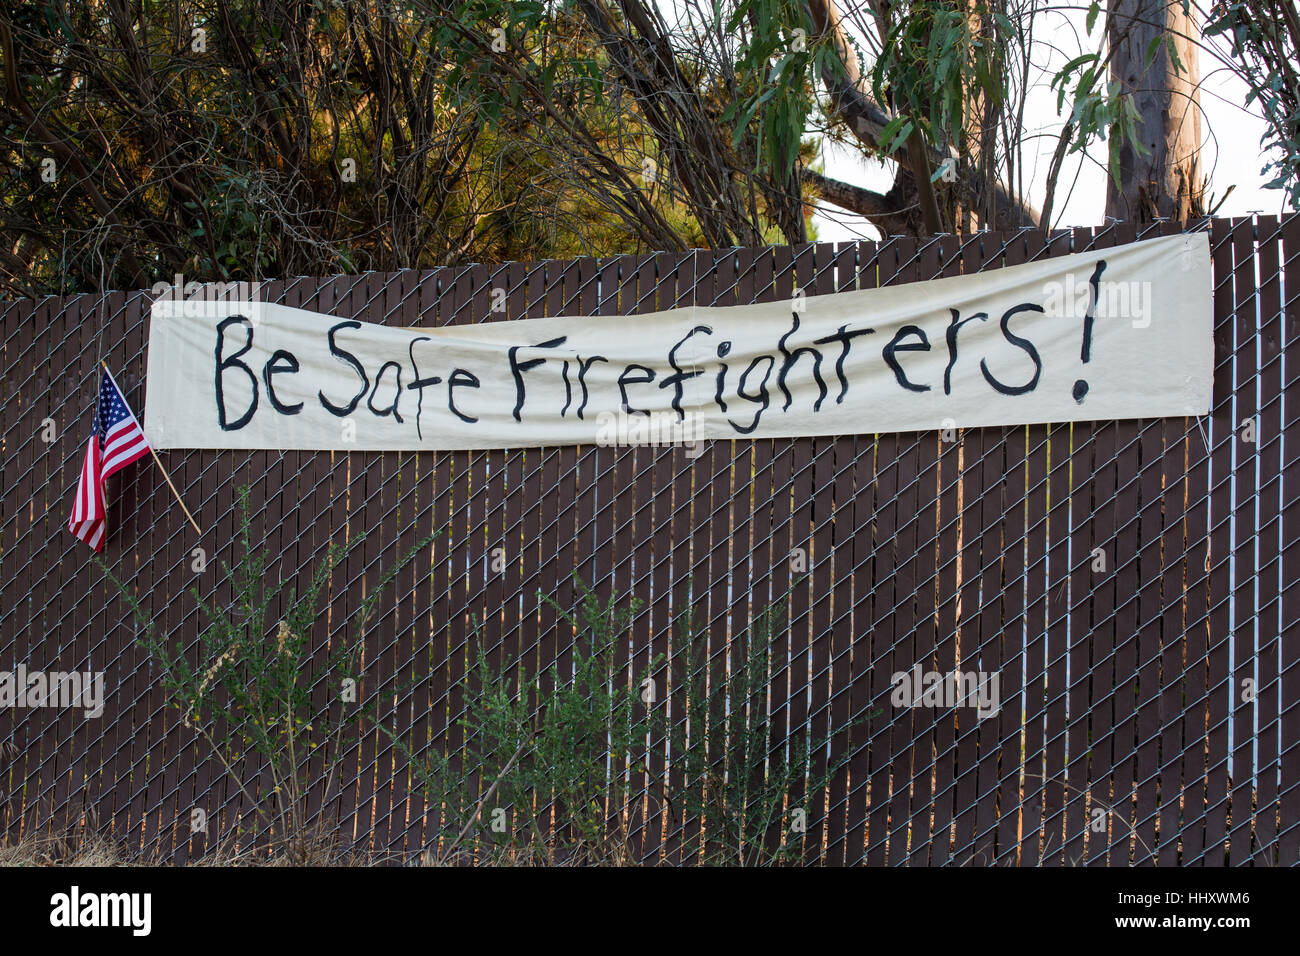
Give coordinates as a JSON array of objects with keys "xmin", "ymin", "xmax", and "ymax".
[{"xmin": 68, "ymin": 367, "xmax": 151, "ymax": 551}]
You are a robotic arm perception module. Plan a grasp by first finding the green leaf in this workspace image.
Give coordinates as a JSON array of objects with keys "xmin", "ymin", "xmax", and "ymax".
[
  {"xmin": 887, "ymin": 119, "xmax": 914, "ymax": 154},
  {"xmin": 1145, "ymin": 34, "xmax": 1163, "ymax": 69},
  {"xmin": 1167, "ymin": 37, "xmax": 1186, "ymax": 74}
]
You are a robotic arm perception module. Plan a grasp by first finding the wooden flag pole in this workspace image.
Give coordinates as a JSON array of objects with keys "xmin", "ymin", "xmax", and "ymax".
[{"xmin": 101, "ymin": 360, "xmax": 202, "ymax": 537}]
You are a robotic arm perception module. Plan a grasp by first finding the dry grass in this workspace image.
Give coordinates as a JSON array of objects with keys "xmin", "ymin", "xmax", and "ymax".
[
  {"xmin": 0, "ymin": 826, "xmax": 138, "ymax": 867},
  {"xmin": 0, "ymin": 823, "xmax": 392, "ymax": 867}
]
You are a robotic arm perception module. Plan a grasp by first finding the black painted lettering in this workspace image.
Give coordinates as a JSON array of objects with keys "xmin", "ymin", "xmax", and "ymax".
[
  {"xmin": 980, "ymin": 303, "xmax": 1044, "ymax": 395},
  {"xmin": 448, "ymin": 368, "xmax": 480, "ymax": 424},
  {"xmin": 215, "ymin": 315, "xmax": 258, "ymax": 431},
  {"xmin": 882, "ymin": 325, "xmax": 931, "ymax": 393},
  {"xmin": 262, "ymin": 348, "xmax": 303, "ymax": 415},
  {"xmin": 509, "ymin": 336, "xmax": 567, "ymax": 422},
  {"xmin": 319, "ymin": 320, "xmax": 369, "ymax": 417}
]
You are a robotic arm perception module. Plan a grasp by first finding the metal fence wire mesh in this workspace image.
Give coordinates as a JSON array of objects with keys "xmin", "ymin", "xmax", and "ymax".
[{"xmin": 0, "ymin": 215, "xmax": 1296, "ymax": 865}]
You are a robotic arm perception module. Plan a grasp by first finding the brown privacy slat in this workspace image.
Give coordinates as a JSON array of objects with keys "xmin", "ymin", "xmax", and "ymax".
[
  {"xmin": 489, "ymin": 265, "xmax": 527, "ymax": 850},
  {"xmin": 662, "ymin": 251, "xmax": 696, "ymax": 866},
  {"xmin": 803, "ymin": 242, "xmax": 838, "ymax": 865},
  {"xmin": 533, "ymin": 263, "xmax": 564, "ymax": 832},
  {"xmin": 973, "ymin": 233, "xmax": 1008, "ymax": 867},
  {"xmin": 301, "ymin": 317, "xmax": 335, "ymax": 847},
  {"xmin": 763, "ymin": 244, "xmax": 797, "ymax": 861},
  {"xmin": 344, "ymin": 276, "xmax": 380, "ymax": 853},
  {"xmin": 1134, "ymin": 222, "xmax": 1181, "ymax": 864},
  {"xmin": 513, "ymin": 258, "xmax": 544, "ymax": 832},
  {"xmin": 317, "ymin": 277, "xmax": 354, "ymax": 845},
  {"xmin": 67, "ymin": 293, "xmax": 106, "ymax": 835},
  {"xmin": 1105, "ymin": 222, "xmax": 1141, "ymax": 865},
  {"xmin": 842, "ymin": 238, "xmax": 880, "ymax": 865},
  {"xmin": 1000, "ymin": 230, "xmax": 1035, "ymax": 863},
  {"xmin": 1038, "ymin": 230, "xmax": 1076, "ymax": 866},
  {"xmin": 42, "ymin": 291, "xmax": 77, "ymax": 839},
  {"xmin": 643, "ymin": 253, "xmax": 679, "ymax": 864},
  {"xmin": 662, "ymin": 249, "xmax": 702, "ymax": 864},
  {"xmin": 160, "ymin": 423, "xmax": 198, "ymax": 863},
  {"xmin": 390, "ymin": 268, "xmax": 424, "ymax": 859},
  {"xmin": 626, "ymin": 256, "xmax": 656, "ymax": 862},
  {"xmin": 363, "ymin": 275, "xmax": 395, "ymax": 855},
  {"xmin": 698, "ymin": 413, "xmax": 737, "ymax": 863},
  {"xmin": 554, "ymin": 261, "xmax": 588, "ymax": 797},
  {"xmin": 1, "ymin": 295, "xmax": 35, "ymax": 840},
  {"xmin": 443, "ymin": 269, "xmax": 476, "ymax": 853},
  {"xmin": 46, "ymin": 290, "xmax": 83, "ymax": 840},
  {"xmin": 719, "ymin": 247, "xmax": 761, "ymax": 863},
  {"xmin": 248, "ymin": 302, "xmax": 292, "ymax": 856},
  {"xmin": 824, "ymin": 241, "xmax": 860, "ymax": 865},
  {"xmin": 1062, "ymin": 226, "xmax": 1095, "ymax": 866},
  {"xmin": 885, "ymin": 236, "xmax": 921, "ymax": 865},
  {"xmin": 169, "ymin": 312, "xmax": 214, "ymax": 863},
  {"xmin": 784, "ymin": 244, "xmax": 816, "ymax": 863},
  {"xmin": 691, "ymin": 248, "xmax": 731, "ymax": 865},
  {"xmin": 209, "ymin": 357, "xmax": 245, "ymax": 851},
  {"xmin": 595, "ymin": 255, "xmax": 631, "ymax": 847},
  {"xmin": 865, "ymin": 237, "xmax": 901, "ymax": 866},
  {"xmin": 39, "ymin": 291, "xmax": 68, "ymax": 836},
  {"xmin": 1158, "ymin": 346, "xmax": 1192, "ymax": 866},
  {"xmin": 408, "ymin": 268, "xmax": 441, "ymax": 854},
  {"xmin": 997, "ymin": 382, "xmax": 1028, "ymax": 868},
  {"xmin": 1252, "ymin": 216, "xmax": 1283, "ymax": 863},
  {"xmin": 332, "ymin": 274, "xmax": 374, "ymax": 847},
  {"xmin": 464, "ymin": 265, "xmax": 494, "ymax": 854},
  {"xmin": 1086, "ymin": 223, "xmax": 1128, "ymax": 866},
  {"xmin": 952, "ymin": 233, "xmax": 988, "ymax": 863},
  {"xmin": 1203, "ymin": 218, "xmax": 1237, "ymax": 864},
  {"xmin": 1229, "ymin": 218, "xmax": 1259, "ymax": 864},
  {"xmin": 1173, "ymin": 223, "xmax": 1218, "ymax": 865},
  {"xmin": 20, "ymin": 294, "xmax": 55, "ymax": 841},
  {"xmin": 273, "ymin": 277, "xmax": 311, "ymax": 854},
  {"xmin": 447, "ymin": 269, "xmax": 478, "ymax": 853},
  {"xmin": 129, "ymin": 290, "xmax": 170, "ymax": 856},
  {"xmin": 1, "ymin": 218, "xmax": 1294, "ymax": 864},
  {"xmin": 925, "ymin": 235, "xmax": 959, "ymax": 865},
  {"xmin": 422, "ymin": 277, "xmax": 454, "ymax": 854},
  {"xmin": 423, "ymin": 275, "xmax": 459, "ymax": 852},
  {"xmin": 903, "ymin": 237, "xmax": 943, "ymax": 866},
  {"xmin": 4, "ymin": 295, "xmax": 35, "ymax": 842},
  {"xmin": 534, "ymin": 254, "xmax": 566, "ymax": 744},
  {"xmin": 1279, "ymin": 214, "xmax": 1300, "ymax": 866},
  {"xmin": 102, "ymin": 290, "xmax": 152, "ymax": 851},
  {"xmin": 1133, "ymin": 227, "xmax": 1169, "ymax": 865},
  {"xmin": 126, "ymin": 291, "xmax": 164, "ymax": 858},
  {"xmin": 369, "ymin": 273, "xmax": 407, "ymax": 854},
  {"xmin": 548, "ymin": 297, "xmax": 578, "ymax": 854}
]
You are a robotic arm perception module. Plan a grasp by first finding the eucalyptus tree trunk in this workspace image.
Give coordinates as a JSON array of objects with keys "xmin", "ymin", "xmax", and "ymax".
[{"xmin": 1105, "ymin": 0, "xmax": 1208, "ymax": 223}]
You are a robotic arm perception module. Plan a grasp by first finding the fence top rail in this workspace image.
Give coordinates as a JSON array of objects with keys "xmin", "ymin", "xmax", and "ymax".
[{"xmin": 2, "ymin": 214, "xmax": 1284, "ymax": 311}]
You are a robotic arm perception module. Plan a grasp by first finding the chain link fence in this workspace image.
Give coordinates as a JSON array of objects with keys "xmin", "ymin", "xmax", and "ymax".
[{"xmin": 0, "ymin": 215, "xmax": 1296, "ymax": 865}]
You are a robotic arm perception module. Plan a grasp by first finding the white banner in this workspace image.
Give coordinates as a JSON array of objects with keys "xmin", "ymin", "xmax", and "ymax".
[{"xmin": 144, "ymin": 232, "xmax": 1212, "ymax": 450}]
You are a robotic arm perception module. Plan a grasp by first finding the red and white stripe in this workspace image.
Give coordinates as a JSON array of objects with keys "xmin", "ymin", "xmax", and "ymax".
[
  {"xmin": 68, "ymin": 434, "xmax": 107, "ymax": 551},
  {"xmin": 100, "ymin": 413, "xmax": 150, "ymax": 480}
]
